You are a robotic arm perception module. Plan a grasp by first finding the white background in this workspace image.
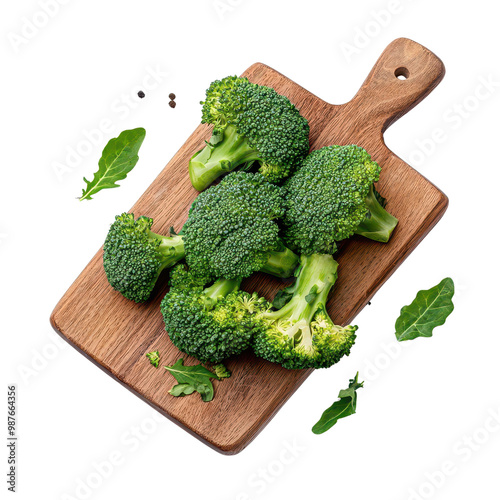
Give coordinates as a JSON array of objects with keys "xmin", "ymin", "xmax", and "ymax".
[{"xmin": 2, "ymin": 1, "xmax": 499, "ymax": 499}]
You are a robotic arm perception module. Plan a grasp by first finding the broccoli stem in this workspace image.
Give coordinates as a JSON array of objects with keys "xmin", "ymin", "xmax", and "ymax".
[
  {"xmin": 354, "ymin": 185, "xmax": 398, "ymax": 242},
  {"xmin": 189, "ymin": 124, "xmax": 261, "ymax": 191},
  {"xmin": 263, "ymin": 254, "xmax": 338, "ymax": 326},
  {"xmin": 148, "ymin": 233, "xmax": 186, "ymax": 271},
  {"xmin": 201, "ymin": 277, "xmax": 242, "ymax": 309},
  {"xmin": 203, "ymin": 277, "xmax": 242, "ymax": 301},
  {"xmin": 261, "ymin": 247, "xmax": 299, "ymax": 278}
]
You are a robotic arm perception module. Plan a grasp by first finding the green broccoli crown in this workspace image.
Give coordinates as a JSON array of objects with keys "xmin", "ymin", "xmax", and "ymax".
[
  {"xmin": 283, "ymin": 145, "xmax": 381, "ymax": 255},
  {"xmin": 183, "ymin": 171, "xmax": 286, "ymax": 280},
  {"xmin": 161, "ymin": 277, "xmax": 269, "ymax": 364},
  {"xmin": 252, "ymin": 254, "xmax": 357, "ymax": 369},
  {"xmin": 168, "ymin": 263, "xmax": 210, "ymax": 291},
  {"xmin": 201, "ymin": 76, "xmax": 248, "ymax": 133},
  {"xmin": 190, "ymin": 76, "xmax": 310, "ymax": 190},
  {"xmin": 103, "ymin": 213, "xmax": 185, "ymax": 303}
]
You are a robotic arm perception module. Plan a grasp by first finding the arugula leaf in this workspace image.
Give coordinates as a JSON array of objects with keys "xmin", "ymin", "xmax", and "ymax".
[
  {"xmin": 164, "ymin": 359, "xmax": 217, "ymax": 402},
  {"xmin": 169, "ymin": 384, "xmax": 196, "ymax": 397},
  {"xmin": 395, "ymin": 277, "xmax": 454, "ymax": 341},
  {"xmin": 79, "ymin": 127, "xmax": 146, "ymax": 201},
  {"xmin": 312, "ymin": 373, "xmax": 363, "ymax": 434},
  {"xmin": 145, "ymin": 350, "xmax": 160, "ymax": 368}
]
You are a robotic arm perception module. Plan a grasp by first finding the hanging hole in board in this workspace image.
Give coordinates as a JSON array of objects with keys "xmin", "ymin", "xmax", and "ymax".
[{"xmin": 395, "ymin": 67, "xmax": 410, "ymax": 80}]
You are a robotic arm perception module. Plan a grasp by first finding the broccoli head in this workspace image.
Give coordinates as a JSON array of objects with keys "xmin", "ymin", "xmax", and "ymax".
[
  {"xmin": 253, "ymin": 253, "xmax": 357, "ymax": 369},
  {"xmin": 103, "ymin": 213, "xmax": 185, "ymax": 302},
  {"xmin": 283, "ymin": 145, "xmax": 398, "ymax": 255},
  {"xmin": 189, "ymin": 76, "xmax": 310, "ymax": 191},
  {"xmin": 183, "ymin": 171, "xmax": 298, "ymax": 281},
  {"xmin": 161, "ymin": 266, "xmax": 269, "ymax": 363}
]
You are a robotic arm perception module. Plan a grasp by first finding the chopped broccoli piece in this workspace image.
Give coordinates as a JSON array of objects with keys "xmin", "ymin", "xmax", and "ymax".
[
  {"xmin": 189, "ymin": 76, "xmax": 310, "ymax": 191},
  {"xmin": 161, "ymin": 267, "xmax": 269, "ymax": 363},
  {"xmin": 253, "ymin": 254, "xmax": 357, "ymax": 369},
  {"xmin": 145, "ymin": 350, "xmax": 160, "ymax": 368},
  {"xmin": 103, "ymin": 213, "xmax": 185, "ymax": 302},
  {"xmin": 283, "ymin": 145, "xmax": 398, "ymax": 255},
  {"xmin": 213, "ymin": 363, "xmax": 231, "ymax": 379},
  {"xmin": 183, "ymin": 171, "xmax": 298, "ymax": 281}
]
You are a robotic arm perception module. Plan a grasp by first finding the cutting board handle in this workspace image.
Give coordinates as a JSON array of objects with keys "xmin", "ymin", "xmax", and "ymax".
[{"xmin": 350, "ymin": 38, "xmax": 445, "ymax": 133}]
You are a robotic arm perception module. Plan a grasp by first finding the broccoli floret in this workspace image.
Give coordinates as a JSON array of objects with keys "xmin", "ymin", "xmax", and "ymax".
[
  {"xmin": 253, "ymin": 254, "xmax": 357, "ymax": 369},
  {"xmin": 183, "ymin": 171, "xmax": 298, "ymax": 280},
  {"xmin": 161, "ymin": 270, "xmax": 269, "ymax": 363},
  {"xmin": 103, "ymin": 213, "xmax": 185, "ymax": 302},
  {"xmin": 168, "ymin": 263, "xmax": 210, "ymax": 291},
  {"xmin": 283, "ymin": 145, "xmax": 398, "ymax": 254},
  {"xmin": 189, "ymin": 76, "xmax": 310, "ymax": 191}
]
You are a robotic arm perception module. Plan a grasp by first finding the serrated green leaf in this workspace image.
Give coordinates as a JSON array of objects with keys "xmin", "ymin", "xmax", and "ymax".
[
  {"xmin": 79, "ymin": 127, "xmax": 146, "ymax": 201},
  {"xmin": 312, "ymin": 373, "xmax": 363, "ymax": 435},
  {"xmin": 165, "ymin": 359, "xmax": 216, "ymax": 402},
  {"xmin": 395, "ymin": 278, "xmax": 455, "ymax": 341}
]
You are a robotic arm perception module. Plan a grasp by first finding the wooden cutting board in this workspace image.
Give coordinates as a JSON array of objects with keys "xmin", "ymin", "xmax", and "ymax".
[{"xmin": 51, "ymin": 38, "xmax": 447, "ymax": 454}]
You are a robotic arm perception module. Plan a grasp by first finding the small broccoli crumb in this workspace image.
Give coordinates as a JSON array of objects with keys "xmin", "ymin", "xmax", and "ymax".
[
  {"xmin": 213, "ymin": 363, "xmax": 231, "ymax": 379},
  {"xmin": 145, "ymin": 350, "xmax": 160, "ymax": 368}
]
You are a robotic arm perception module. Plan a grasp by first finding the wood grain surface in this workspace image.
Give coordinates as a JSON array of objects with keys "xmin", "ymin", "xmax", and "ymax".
[{"xmin": 51, "ymin": 38, "xmax": 447, "ymax": 454}]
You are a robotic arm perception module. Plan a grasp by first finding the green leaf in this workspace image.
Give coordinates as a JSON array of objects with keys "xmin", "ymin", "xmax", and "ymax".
[
  {"xmin": 169, "ymin": 384, "xmax": 196, "ymax": 397},
  {"xmin": 395, "ymin": 278, "xmax": 455, "ymax": 341},
  {"xmin": 196, "ymin": 383, "xmax": 214, "ymax": 402},
  {"xmin": 79, "ymin": 127, "xmax": 146, "ymax": 201},
  {"xmin": 164, "ymin": 359, "xmax": 217, "ymax": 402},
  {"xmin": 338, "ymin": 373, "xmax": 364, "ymax": 400},
  {"xmin": 305, "ymin": 285, "xmax": 319, "ymax": 304},
  {"xmin": 145, "ymin": 350, "xmax": 160, "ymax": 368},
  {"xmin": 312, "ymin": 373, "xmax": 363, "ymax": 435},
  {"xmin": 272, "ymin": 289, "xmax": 293, "ymax": 309}
]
